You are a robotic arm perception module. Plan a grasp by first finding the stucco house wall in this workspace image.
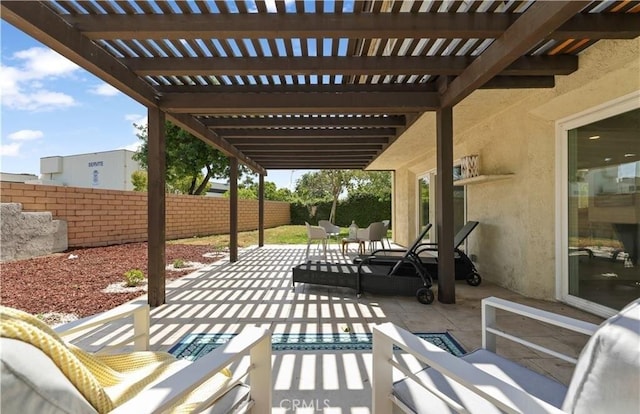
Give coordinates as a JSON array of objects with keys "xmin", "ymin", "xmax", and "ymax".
[{"xmin": 388, "ymin": 37, "xmax": 639, "ymax": 300}]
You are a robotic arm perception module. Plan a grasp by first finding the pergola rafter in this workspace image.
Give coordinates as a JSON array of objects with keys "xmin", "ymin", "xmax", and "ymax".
[
  {"xmin": 123, "ymin": 55, "xmax": 578, "ymax": 77},
  {"xmin": 64, "ymin": 12, "xmax": 640, "ymax": 40}
]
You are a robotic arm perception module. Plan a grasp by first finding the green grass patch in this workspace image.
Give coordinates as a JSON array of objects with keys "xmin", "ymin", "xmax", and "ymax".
[{"xmin": 169, "ymin": 225, "xmax": 357, "ymax": 248}]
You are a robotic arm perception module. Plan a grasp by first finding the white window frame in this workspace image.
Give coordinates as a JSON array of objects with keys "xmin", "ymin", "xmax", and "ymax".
[{"xmin": 555, "ymin": 91, "xmax": 639, "ymax": 318}]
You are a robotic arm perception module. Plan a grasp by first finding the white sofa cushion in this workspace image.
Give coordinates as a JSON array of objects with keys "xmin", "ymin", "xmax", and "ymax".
[
  {"xmin": 393, "ymin": 348, "xmax": 567, "ymax": 414},
  {"xmin": 1, "ymin": 338, "xmax": 97, "ymax": 414},
  {"xmin": 562, "ymin": 298, "xmax": 640, "ymax": 413}
]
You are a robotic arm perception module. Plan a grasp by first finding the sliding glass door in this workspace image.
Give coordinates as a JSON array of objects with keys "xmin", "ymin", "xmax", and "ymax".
[{"xmin": 564, "ymin": 104, "xmax": 639, "ymax": 312}]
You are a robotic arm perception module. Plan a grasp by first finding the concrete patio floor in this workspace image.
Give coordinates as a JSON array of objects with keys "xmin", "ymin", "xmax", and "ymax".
[{"xmin": 91, "ymin": 243, "xmax": 606, "ymax": 413}]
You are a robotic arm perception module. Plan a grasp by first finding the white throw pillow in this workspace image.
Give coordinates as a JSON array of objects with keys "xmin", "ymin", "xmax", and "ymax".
[{"xmin": 562, "ymin": 299, "xmax": 640, "ymax": 413}]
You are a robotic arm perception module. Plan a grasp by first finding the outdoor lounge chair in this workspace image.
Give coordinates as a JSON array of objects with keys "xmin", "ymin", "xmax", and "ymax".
[
  {"xmin": 355, "ymin": 221, "xmax": 481, "ymax": 286},
  {"xmin": 0, "ymin": 302, "xmax": 272, "ymax": 414},
  {"xmin": 372, "ymin": 296, "xmax": 640, "ymax": 414},
  {"xmin": 292, "ymin": 224, "xmax": 435, "ymax": 304}
]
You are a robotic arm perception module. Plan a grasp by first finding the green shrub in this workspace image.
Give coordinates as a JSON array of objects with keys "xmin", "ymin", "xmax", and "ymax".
[
  {"xmin": 172, "ymin": 258, "xmax": 186, "ymax": 268},
  {"xmin": 123, "ymin": 269, "xmax": 145, "ymax": 287},
  {"xmin": 290, "ymin": 194, "xmax": 391, "ymax": 227}
]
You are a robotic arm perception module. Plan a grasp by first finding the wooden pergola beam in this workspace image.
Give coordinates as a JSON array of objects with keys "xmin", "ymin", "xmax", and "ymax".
[
  {"xmin": 161, "ymin": 92, "xmax": 440, "ymax": 114},
  {"xmin": 442, "ymin": 1, "xmax": 590, "ymax": 108},
  {"xmin": 234, "ymin": 144, "xmax": 383, "ymax": 151},
  {"xmin": 482, "ymin": 75, "xmax": 555, "ymax": 89},
  {"xmin": 65, "ymin": 12, "xmax": 639, "ymax": 40},
  {"xmin": 200, "ymin": 115, "xmax": 407, "ymax": 129},
  {"xmin": 155, "ymin": 76, "xmax": 555, "ymax": 95},
  {"xmin": 266, "ymin": 163, "xmax": 369, "ymax": 169},
  {"xmin": 226, "ymin": 137, "xmax": 390, "ymax": 145},
  {"xmin": 557, "ymin": 13, "xmax": 640, "ymax": 39},
  {"xmin": 123, "ymin": 55, "xmax": 577, "ymax": 77},
  {"xmin": 252, "ymin": 154, "xmax": 375, "ymax": 160},
  {"xmin": 220, "ymin": 128, "xmax": 397, "ymax": 138},
  {"xmin": 158, "ymin": 84, "xmax": 435, "ymax": 94}
]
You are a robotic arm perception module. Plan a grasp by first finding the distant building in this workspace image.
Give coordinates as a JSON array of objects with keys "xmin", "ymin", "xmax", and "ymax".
[
  {"xmin": 206, "ymin": 182, "xmax": 229, "ymax": 197},
  {"xmin": 0, "ymin": 172, "xmax": 39, "ymax": 183},
  {"xmin": 39, "ymin": 149, "xmax": 142, "ymax": 191}
]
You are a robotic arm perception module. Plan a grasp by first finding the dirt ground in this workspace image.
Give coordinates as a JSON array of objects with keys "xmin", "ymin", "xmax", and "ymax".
[{"xmin": 0, "ymin": 242, "xmax": 223, "ymax": 319}]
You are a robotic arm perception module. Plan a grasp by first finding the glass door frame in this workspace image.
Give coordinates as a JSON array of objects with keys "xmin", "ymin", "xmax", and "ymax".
[
  {"xmin": 417, "ymin": 162, "xmax": 467, "ymax": 245},
  {"xmin": 555, "ymin": 91, "xmax": 639, "ymax": 318},
  {"xmin": 417, "ymin": 171, "xmax": 437, "ymax": 242}
]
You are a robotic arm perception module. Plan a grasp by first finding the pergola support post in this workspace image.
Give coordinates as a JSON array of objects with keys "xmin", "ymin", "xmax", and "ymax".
[
  {"xmin": 436, "ymin": 106, "xmax": 455, "ymax": 304},
  {"xmin": 229, "ymin": 157, "xmax": 238, "ymax": 262},
  {"xmin": 147, "ymin": 106, "xmax": 166, "ymax": 307},
  {"xmin": 258, "ymin": 174, "xmax": 265, "ymax": 247}
]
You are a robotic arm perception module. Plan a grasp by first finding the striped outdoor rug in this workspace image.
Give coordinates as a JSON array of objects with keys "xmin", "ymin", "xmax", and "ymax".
[{"xmin": 169, "ymin": 331, "xmax": 466, "ymax": 360}]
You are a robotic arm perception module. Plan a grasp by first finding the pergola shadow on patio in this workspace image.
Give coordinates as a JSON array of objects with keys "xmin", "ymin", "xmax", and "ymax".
[
  {"xmin": 3, "ymin": 1, "xmax": 638, "ymax": 307},
  {"xmin": 72, "ymin": 245, "xmax": 604, "ymax": 412}
]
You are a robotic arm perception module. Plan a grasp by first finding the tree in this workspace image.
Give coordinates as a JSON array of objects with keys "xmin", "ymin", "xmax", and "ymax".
[
  {"xmin": 295, "ymin": 170, "xmax": 355, "ymax": 223},
  {"xmin": 225, "ymin": 180, "xmax": 293, "ymax": 201},
  {"xmin": 131, "ymin": 170, "xmax": 148, "ymax": 192},
  {"xmin": 133, "ymin": 122, "xmax": 250, "ymax": 195},
  {"xmin": 349, "ymin": 171, "xmax": 392, "ymax": 202}
]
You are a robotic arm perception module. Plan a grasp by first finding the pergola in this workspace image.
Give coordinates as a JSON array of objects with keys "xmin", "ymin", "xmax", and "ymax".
[{"xmin": 3, "ymin": 0, "xmax": 638, "ymax": 306}]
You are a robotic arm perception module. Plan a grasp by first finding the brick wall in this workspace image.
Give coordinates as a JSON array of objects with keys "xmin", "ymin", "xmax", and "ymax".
[{"xmin": 0, "ymin": 182, "xmax": 290, "ymax": 247}]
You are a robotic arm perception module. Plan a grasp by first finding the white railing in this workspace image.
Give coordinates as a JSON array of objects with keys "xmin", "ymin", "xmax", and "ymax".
[
  {"xmin": 55, "ymin": 301, "xmax": 150, "ymax": 352},
  {"xmin": 482, "ymin": 297, "xmax": 598, "ymax": 363}
]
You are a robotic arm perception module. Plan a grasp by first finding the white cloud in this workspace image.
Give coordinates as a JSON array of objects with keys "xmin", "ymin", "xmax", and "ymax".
[
  {"xmin": 89, "ymin": 83, "xmax": 120, "ymax": 96},
  {"xmin": 13, "ymin": 48, "xmax": 79, "ymax": 78},
  {"xmin": 1, "ymin": 47, "xmax": 80, "ymax": 111},
  {"xmin": 0, "ymin": 143, "xmax": 22, "ymax": 157},
  {"xmin": 125, "ymin": 113, "xmax": 148, "ymax": 136},
  {"xmin": 120, "ymin": 141, "xmax": 142, "ymax": 152},
  {"xmin": 8, "ymin": 129, "xmax": 44, "ymax": 141},
  {"xmin": 1, "ymin": 129, "xmax": 45, "ymax": 157},
  {"xmin": 125, "ymin": 113, "xmax": 147, "ymax": 124}
]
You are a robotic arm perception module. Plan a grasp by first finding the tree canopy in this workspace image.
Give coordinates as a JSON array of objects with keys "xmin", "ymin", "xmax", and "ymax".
[
  {"xmin": 226, "ymin": 178, "xmax": 293, "ymax": 201},
  {"xmin": 133, "ymin": 122, "xmax": 250, "ymax": 195},
  {"xmin": 294, "ymin": 170, "xmax": 391, "ymax": 222},
  {"xmin": 349, "ymin": 171, "xmax": 392, "ymax": 202}
]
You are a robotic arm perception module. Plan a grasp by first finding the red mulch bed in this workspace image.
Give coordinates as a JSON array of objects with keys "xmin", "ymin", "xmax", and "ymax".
[{"xmin": 0, "ymin": 243, "xmax": 223, "ymax": 318}]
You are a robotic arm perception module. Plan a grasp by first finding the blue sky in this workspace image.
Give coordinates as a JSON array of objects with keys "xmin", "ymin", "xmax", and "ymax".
[{"xmin": 0, "ymin": 21, "xmax": 311, "ymax": 190}]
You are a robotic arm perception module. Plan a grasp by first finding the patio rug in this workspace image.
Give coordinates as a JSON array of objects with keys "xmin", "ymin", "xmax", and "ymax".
[{"xmin": 169, "ymin": 332, "xmax": 466, "ymax": 361}]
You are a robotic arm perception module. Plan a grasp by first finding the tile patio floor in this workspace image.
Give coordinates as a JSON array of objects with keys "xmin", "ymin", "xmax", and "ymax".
[{"xmin": 90, "ymin": 244, "xmax": 606, "ymax": 413}]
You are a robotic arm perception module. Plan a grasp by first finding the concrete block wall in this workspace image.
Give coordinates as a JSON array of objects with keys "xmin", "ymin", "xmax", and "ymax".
[
  {"xmin": 0, "ymin": 182, "xmax": 290, "ymax": 248},
  {"xmin": 1, "ymin": 203, "xmax": 68, "ymax": 261}
]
